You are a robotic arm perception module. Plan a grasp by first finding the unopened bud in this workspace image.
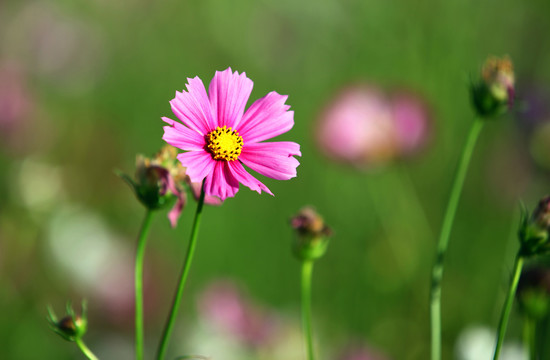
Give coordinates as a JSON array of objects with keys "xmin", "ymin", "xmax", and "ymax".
[
  {"xmin": 291, "ymin": 207, "xmax": 332, "ymax": 261},
  {"xmin": 518, "ymin": 196, "xmax": 550, "ymax": 256},
  {"xmin": 532, "ymin": 196, "xmax": 550, "ymax": 229},
  {"xmin": 471, "ymin": 56, "xmax": 515, "ymax": 118},
  {"xmin": 118, "ymin": 146, "xmax": 188, "ymax": 227},
  {"xmin": 47, "ymin": 301, "xmax": 88, "ymax": 341}
]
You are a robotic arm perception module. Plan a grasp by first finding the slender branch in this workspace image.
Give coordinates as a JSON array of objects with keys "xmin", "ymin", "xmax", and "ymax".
[
  {"xmin": 493, "ymin": 255, "xmax": 525, "ymax": 360},
  {"xmin": 135, "ymin": 209, "xmax": 154, "ymax": 360},
  {"xmin": 75, "ymin": 338, "xmax": 99, "ymax": 360},
  {"xmin": 301, "ymin": 260, "xmax": 315, "ymax": 360},
  {"xmin": 523, "ymin": 317, "xmax": 537, "ymax": 360},
  {"xmin": 430, "ymin": 118, "xmax": 484, "ymax": 360},
  {"xmin": 156, "ymin": 181, "xmax": 206, "ymax": 360}
]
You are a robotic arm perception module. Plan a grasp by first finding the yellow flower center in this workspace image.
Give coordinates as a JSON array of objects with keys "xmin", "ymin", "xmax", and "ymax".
[{"xmin": 206, "ymin": 126, "xmax": 244, "ymax": 161}]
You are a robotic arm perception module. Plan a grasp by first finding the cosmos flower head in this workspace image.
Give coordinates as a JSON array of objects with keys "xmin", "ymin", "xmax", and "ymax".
[{"xmin": 162, "ymin": 68, "xmax": 301, "ymax": 201}]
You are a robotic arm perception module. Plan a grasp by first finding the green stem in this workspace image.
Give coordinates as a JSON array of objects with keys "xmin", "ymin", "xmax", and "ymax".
[
  {"xmin": 523, "ymin": 317, "xmax": 537, "ymax": 360},
  {"xmin": 430, "ymin": 118, "xmax": 484, "ymax": 360},
  {"xmin": 135, "ymin": 209, "xmax": 154, "ymax": 360},
  {"xmin": 493, "ymin": 254, "xmax": 525, "ymax": 360},
  {"xmin": 301, "ymin": 260, "xmax": 315, "ymax": 360},
  {"xmin": 156, "ymin": 181, "xmax": 206, "ymax": 360},
  {"xmin": 75, "ymin": 338, "xmax": 99, "ymax": 360}
]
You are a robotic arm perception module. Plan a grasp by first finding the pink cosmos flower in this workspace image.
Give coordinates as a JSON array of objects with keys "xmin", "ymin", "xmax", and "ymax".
[{"xmin": 162, "ymin": 68, "xmax": 301, "ymax": 200}]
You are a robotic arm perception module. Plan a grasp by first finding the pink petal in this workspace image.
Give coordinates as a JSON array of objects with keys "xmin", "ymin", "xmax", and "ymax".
[
  {"xmin": 204, "ymin": 161, "xmax": 240, "ymax": 200},
  {"xmin": 162, "ymin": 117, "xmax": 206, "ymax": 151},
  {"xmin": 228, "ymin": 161, "xmax": 273, "ymax": 195},
  {"xmin": 240, "ymin": 142, "xmax": 300, "ymax": 180},
  {"xmin": 176, "ymin": 151, "xmax": 215, "ymax": 184},
  {"xmin": 170, "ymin": 76, "xmax": 215, "ymax": 134},
  {"xmin": 208, "ymin": 68, "xmax": 253, "ymax": 129},
  {"xmin": 168, "ymin": 193, "xmax": 186, "ymax": 228},
  {"xmin": 245, "ymin": 141, "xmax": 301, "ymax": 157},
  {"xmin": 237, "ymin": 92, "xmax": 294, "ymax": 143},
  {"xmin": 189, "ymin": 181, "xmax": 223, "ymax": 206}
]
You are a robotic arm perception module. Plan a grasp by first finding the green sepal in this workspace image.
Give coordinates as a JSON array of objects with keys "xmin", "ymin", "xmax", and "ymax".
[
  {"xmin": 115, "ymin": 169, "xmax": 175, "ymax": 210},
  {"xmin": 470, "ymin": 81, "xmax": 508, "ymax": 119},
  {"xmin": 292, "ymin": 235, "xmax": 330, "ymax": 262}
]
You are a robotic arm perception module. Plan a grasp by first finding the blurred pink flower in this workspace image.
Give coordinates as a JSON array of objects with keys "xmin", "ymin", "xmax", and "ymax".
[
  {"xmin": 6, "ymin": 2, "xmax": 106, "ymax": 93},
  {"xmin": 316, "ymin": 84, "xmax": 431, "ymax": 167},
  {"xmin": 198, "ymin": 280, "xmax": 278, "ymax": 348},
  {"xmin": 317, "ymin": 85, "xmax": 396, "ymax": 167},
  {"xmin": 162, "ymin": 68, "xmax": 301, "ymax": 200},
  {"xmin": 390, "ymin": 91, "xmax": 431, "ymax": 155},
  {"xmin": 0, "ymin": 62, "xmax": 32, "ymax": 143}
]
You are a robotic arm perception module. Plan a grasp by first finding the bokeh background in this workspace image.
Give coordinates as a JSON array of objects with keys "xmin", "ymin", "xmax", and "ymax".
[{"xmin": 1, "ymin": 0, "xmax": 550, "ymax": 359}]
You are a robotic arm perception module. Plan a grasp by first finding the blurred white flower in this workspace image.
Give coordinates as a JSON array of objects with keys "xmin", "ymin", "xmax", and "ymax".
[
  {"xmin": 455, "ymin": 325, "xmax": 527, "ymax": 360},
  {"xmin": 47, "ymin": 206, "xmax": 123, "ymax": 288},
  {"xmin": 14, "ymin": 158, "xmax": 65, "ymax": 216},
  {"xmin": 184, "ymin": 320, "xmax": 250, "ymax": 360},
  {"xmin": 93, "ymin": 333, "xmax": 134, "ymax": 360},
  {"xmin": 46, "ymin": 205, "xmax": 136, "ymax": 324}
]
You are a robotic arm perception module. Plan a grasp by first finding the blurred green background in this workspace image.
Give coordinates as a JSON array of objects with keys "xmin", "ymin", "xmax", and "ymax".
[{"xmin": 1, "ymin": 0, "xmax": 550, "ymax": 359}]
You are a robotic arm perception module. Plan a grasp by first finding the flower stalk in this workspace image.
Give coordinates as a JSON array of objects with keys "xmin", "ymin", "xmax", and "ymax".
[
  {"xmin": 523, "ymin": 317, "xmax": 537, "ymax": 360},
  {"xmin": 493, "ymin": 254, "xmax": 525, "ymax": 360},
  {"xmin": 301, "ymin": 260, "xmax": 315, "ymax": 360},
  {"xmin": 75, "ymin": 338, "xmax": 100, "ymax": 360},
  {"xmin": 430, "ymin": 118, "xmax": 484, "ymax": 360},
  {"xmin": 291, "ymin": 207, "xmax": 331, "ymax": 360},
  {"xmin": 135, "ymin": 209, "xmax": 155, "ymax": 360},
  {"xmin": 493, "ymin": 197, "xmax": 550, "ymax": 360},
  {"xmin": 156, "ymin": 181, "xmax": 206, "ymax": 360}
]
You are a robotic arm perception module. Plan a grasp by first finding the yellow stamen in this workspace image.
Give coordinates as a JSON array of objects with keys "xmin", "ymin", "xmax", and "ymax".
[{"xmin": 206, "ymin": 126, "xmax": 243, "ymax": 161}]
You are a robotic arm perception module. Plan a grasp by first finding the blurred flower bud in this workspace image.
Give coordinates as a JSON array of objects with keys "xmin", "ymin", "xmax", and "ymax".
[
  {"xmin": 517, "ymin": 266, "xmax": 550, "ymax": 320},
  {"xmin": 518, "ymin": 196, "xmax": 550, "ymax": 256},
  {"xmin": 471, "ymin": 56, "xmax": 515, "ymax": 118},
  {"xmin": 47, "ymin": 301, "xmax": 88, "ymax": 341},
  {"xmin": 291, "ymin": 207, "xmax": 332, "ymax": 261},
  {"xmin": 118, "ymin": 145, "xmax": 187, "ymax": 227}
]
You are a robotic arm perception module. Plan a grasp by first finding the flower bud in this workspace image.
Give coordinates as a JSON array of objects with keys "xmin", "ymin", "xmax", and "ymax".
[
  {"xmin": 290, "ymin": 207, "xmax": 332, "ymax": 261},
  {"xmin": 118, "ymin": 145, "xmax": 188, "ymax": 227},
  {"xmin": 47, "ymin": 301, "xmax": 88, "ymax": 341},
  {"xmin": 518, "ymin": 196, "xmax": 550, "ymax": 256},
  {"xmin": 471, "ymin": 56, "xmax": 515, "ymax": 118},
  {"xmin": 517, "ymin": 266, "xmax": 550, "ymax": 320}
]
